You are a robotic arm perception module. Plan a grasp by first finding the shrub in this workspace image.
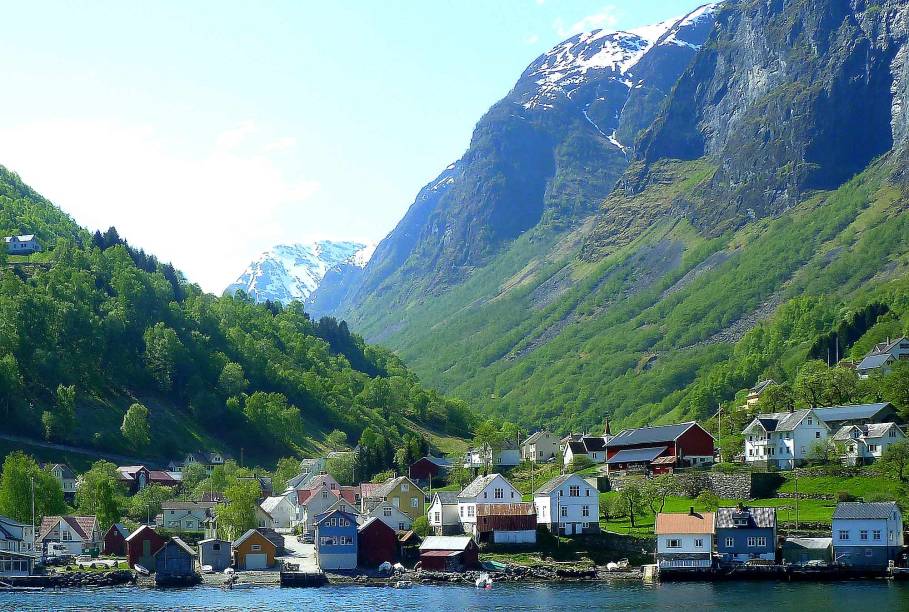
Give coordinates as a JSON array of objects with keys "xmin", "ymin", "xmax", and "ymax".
[{"xmin": 835, "ymin": 491, "xmax": 854, "ymax": 503}]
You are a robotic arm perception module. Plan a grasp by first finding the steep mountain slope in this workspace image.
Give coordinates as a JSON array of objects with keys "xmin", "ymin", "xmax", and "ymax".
[
  {"xmin": 225, "ymin": 240, "xmax": 375, "ymax": 305},
  {"xmin": 327, "ymin": 0, "xmax": 909, "ymax": 435},
  {"xmin": 0, "ymin": 167, "xmax": 468, "ymax": 467},
  {"xmin": 320, "ymin": 5, "xmax": 717, "ymax": 309}
]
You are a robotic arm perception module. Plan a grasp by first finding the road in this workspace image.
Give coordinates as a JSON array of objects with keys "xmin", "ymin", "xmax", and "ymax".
[
  {"xmin": 279, "ymin": 535, "xmax": 319, "ymax": 572},
  {"xmin": 0, "ymin": 433, "xmax": 159, "ymax": 466}
]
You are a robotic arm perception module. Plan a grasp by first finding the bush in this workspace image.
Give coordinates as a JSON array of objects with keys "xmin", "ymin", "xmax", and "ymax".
[{"xmin": 835, "ymin": 491, "xmax": 854, "ymax": 503}]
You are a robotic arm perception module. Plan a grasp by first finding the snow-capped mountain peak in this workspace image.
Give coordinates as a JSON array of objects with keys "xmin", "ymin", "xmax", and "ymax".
[{"xmin": 225, "ymin": 240, "xmax": 376, "ymax": 305}]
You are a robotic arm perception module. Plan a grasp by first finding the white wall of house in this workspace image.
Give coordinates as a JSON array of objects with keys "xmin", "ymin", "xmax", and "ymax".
[
  {"xmin": 0, "ymin": 517, "xmax": 34, "ymax": 553},
  {"xmin": 427, "ymin": 499, "xmax": 459, "ymax": 530},
  {"xmin": 522, "ymin": 433, "xmax": 559, "ymax": 462},
  {"xmin": 369, "ymin": 503, "xmax": 413, "ymax": 532},
  {"xmin": 656, "ymin": 534, "xmax": 714, "ymax": 567},
  {"xmin": 161, "ymin": 507, "xmax": 209, "ymax": 532},
  {"xmin": 534, "ymin": 475, "xmax": 598, "ymax": 534},
  {"xmin": 458, "ymin": 475, "xmax": 521, "ymax": 534},
  {"xmin": 261, "ymin": 495, "xmax": 295, "ymax": 529},
  {"xmin": 297, "ymin": 486, "xmax": 341, "ymax": 532},
  {"xmin": 745, "ymin": 412, "xmax": 829, "ymax": 469},
  {"xmin": 832, "ymin": 516, "xmax": 904, "ymax": 551}
]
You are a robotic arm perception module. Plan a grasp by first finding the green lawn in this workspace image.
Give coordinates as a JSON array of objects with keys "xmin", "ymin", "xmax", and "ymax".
[{"xmin": 776, "ymin": 474, "xmax": 907, "ymax": 500}]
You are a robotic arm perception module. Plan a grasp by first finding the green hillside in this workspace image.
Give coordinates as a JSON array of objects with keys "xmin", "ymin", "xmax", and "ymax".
[{"xmin": 0, "ymin": 165, "xmax": 471, "ymax": 468}]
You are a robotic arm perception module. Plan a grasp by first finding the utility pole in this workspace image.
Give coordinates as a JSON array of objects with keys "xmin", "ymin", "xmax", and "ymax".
[
  {"xmin": 30, "ymin": 476, "xmax": 36, "ymax": 554},
  {"xmin": 717, "ymin": 403, "xmax": 722, "ymax": 463},
  {"xmin": 794, "ymin": 471, "xmax": 800, "ymax": 531}
]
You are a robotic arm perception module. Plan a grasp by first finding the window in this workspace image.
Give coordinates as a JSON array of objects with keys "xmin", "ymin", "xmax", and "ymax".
[
  {"xmin": 251, "ymin": 544, "xmax": 261, "ymax": 552},
  {"xmin": 560, "ymin": 507, "xmax": 567, "ymax": 517},
  {"xmin": 815, "ymin": 432, "xmax": 821, "ymax": 439},
  {"xmin": 433, "ymin": 512, "xmax": 440, "ymax": 524},
  {"xmin": 838, "ymin": 530, "xmax": 849, "ymax": 541},
  {"xmin": 666, "ymin": 539, "xmax": 681, "ymax": 549},
  {"xmin": 873, "ymin": 530, "xmax": 882, "ymax": 541},
  {"xmin": 460, "ymin": 507, "xmax": 464, "ymax": 517},
  {"xmin": 384, "ymin": 507, "xmax": 392, "ymax": 517},
  {"xmin": 582, "ymin": 505, "xmax": 590, "ymax": 517},
  {"xmin": 694, "ymin": 539, "xmax": 703, "ymax": 548},
  {"xmin": 467, "ymin": 506, "xmax": 475, "ymax": 518},
  {"xmin": 869, "ymin": 444, "xmax": 878, "ymax": 452},
  {"xmin": 411, "ymin": 498, "xmax": 419, "ymax": 508},
  {"xmin": 322, "ymin": 491, "xmax": 328, "ymax": 499},
  {"xmin": 62, "ymin": 531, "xmax": 71, "ymax": 541},
  {"xmin": 865, "ymin": 548, "xmax": 873, "ymax": 557},
  {"xmin": 586, "ymin": 489, "xmax": 590, "ymax": 497},
  {"xmin": 756, "ymin": 537, "xmax": 766, "ymax": 547},
  {"xmin": 569, "ymin": 485, "xmax": 580, "ymax": 497},
  {"xmin": 725, "ymin": 537, "xmax": 734, "ymax": 548},
  {"xmin": 859, "ymin": 530, "xmax": 868, "ymax": 541},
  {"xmin": 401, "ymin": 483, "xmax": 409, "ymax": 492},
  {"xmin": 212, "ymin": 543, "xmax": 220, "ymax": 551},
  {"xmin": 807, "ymin": 418, "xmax": 813, "ymax": 425},
  {"xmin": 399, "ymin": 523, "xmax": 405, "ymax": 531},
  {"xmin": 340, "ymin": 536, "xmax": 353, "ymax": 545},
  {"xmin": 748, "ymin": 449, "xmax": 753, "ymax": 456},
  {"xmin": 494, "ymin": 488, "xmax": 504, "ymax": 499},
  {"xmin": 747, "ymin": 537, "xmax": 757, "ymax": 547}
]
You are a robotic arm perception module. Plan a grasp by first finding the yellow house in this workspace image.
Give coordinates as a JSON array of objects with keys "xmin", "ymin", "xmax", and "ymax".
[{"xmin": 364, "ymin": 476, "xmax": 425, "ymax": 520}]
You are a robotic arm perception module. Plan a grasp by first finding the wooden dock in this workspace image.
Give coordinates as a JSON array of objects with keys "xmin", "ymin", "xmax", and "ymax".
[{"xmin": 279, "ymin": 570, "xmax": 327, "ymax": 587}]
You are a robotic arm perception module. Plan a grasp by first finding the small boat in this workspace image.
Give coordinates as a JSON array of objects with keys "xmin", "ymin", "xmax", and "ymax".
[
  {"xmin": 475, "ymin": 573, "xmax": 493, "ymax": 589},
  {"xmin": 201, "ymin": 565, "xmax": 214, "ymax": 574},
  {"xmin": 0, "ymin": 581, "xmax": 44, "ymax": 592},
  {"xmin": 134, "ymin": 564, "xmax": 150, "ymax": 576},
  {"xmin": 393, "ymin": 580, "xmax": 412, "ymax": 589}
]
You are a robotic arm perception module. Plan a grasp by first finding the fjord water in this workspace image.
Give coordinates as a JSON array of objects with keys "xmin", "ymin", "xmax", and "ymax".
[{"xmin": 3, "ymin": 581, "xmax": 908, "ymax": 611}]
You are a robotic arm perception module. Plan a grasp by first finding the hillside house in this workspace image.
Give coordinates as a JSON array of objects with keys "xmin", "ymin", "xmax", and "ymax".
[
  {"xmin": 715, "ymin": 506, "xmax": 776, "ymax": 563},
  {"xmin": 47, "ymin": 464, "xmax": 77, "ymax": 502},
  {"xmin": 103, "ymin": 524, "xmax": 130, "ymax": 557},
  {"xmin": 521, "ymin": 431, "xmax": 560, "ymax": 463},
  {"xmin": 457, "ymin": 474, "xmax": 521, "ymax": 536},
  {"xmin": 605, "ymin": 422, "xmax": 715, "ymax": 474},
  {"xmin": 463, "ymin": 441, "xmax": 521, "ymax": 469},
  {"xmin": 260, "ymin": 495, "xmax": 296, "ymax": 529},
  {"xmin": 362, "ymin": 476, "xmax": 425, "ymax": 520},
  {"xmin": 743, "ymin": 409, "xmax": 830, "ymax": 470},
  {"xmin": 834, "ymin": 422, "xmax": 906, "ymax": 465},
  {"xmin": 814, "ymin": 402, "xmax": 900, "ymax": 430},
  {"xmin": 314, "ymin": 508, "xmax": 359, "ymax": 570},
  {"xmin": 4, "ymin": 235, "xmax": 41, "ymax": 255},
  {"xmin": 409, "ymin": 456, "xmax": 451, "ymax": 482},
  {"xmin": 37, "ymin": 516, "xmax": 100, "ymax": 556},
  {"xmin": 427, "ymin": 491, "xmax": 461, "ymax": 536},
  {"xmin": 167, "ymin": 451, "xmax": 229, "ymax": 475},
  {"xmin": 857, "ymin": 337, "xmax": 909, "ymax": 378},
  {"xmin": 744, "ymin": 379, "xmax": 776, "ymax": 409},
  {"xmin": 832, "ymin": 502, "xmax": 904, "ymax": 568},
  {"xmin": 534, "ymin": 474, "xmax": 599, "ymax": 536},
  {"xmin": 158, "ymin": 501, "xmax": 215, "ymax": 533},
  {"xmin": 655, "ymin": 509, "xmax": 715, "ymax": 569}
]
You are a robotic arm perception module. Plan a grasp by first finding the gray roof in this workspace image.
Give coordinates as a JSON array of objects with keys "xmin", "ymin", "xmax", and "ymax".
[
  {"xmin": 4, "ymin": 235, "xmax": 36, "ymax": 242},
  {"xmin": 372, "ymin": 476, "xmax": 419, "ymax": 498},
  {"xmin": 833, "ymin": 422, "xmax": 900, "ymax": 441},
  {"xmin": 814, "ymin": 403, "xmax": 892, "ymax": 423},
  {"xmin": 419, "ymin": 535, "xmax": 473, "ymax": 551},
  {"xmin": 748, "ymin": 410, "xmax": 811, "ymax": 433},
  {"xmin": 523, "ymin": 431, "xmax": 554, "ymax": 445},
  {"xmin": 715, "ymin": 507, "xmax": 776, "ymax": 529},
  {"xmin": 605, "ymin": 446, "xmax": 667, "ymax": 465},
  {"xmin": 49, "ymin": 464, "xmax": 76, "ymax": 479},
  {"xmin": 111, "ymin": 523, "xmax": 131, "ymax": 538},
  {"xmin": 582, "ymin": 437, "xmax": 607, "ymax": 452},
  {"xmin": 167, "ymin": 536, "xmax": 197, "ymax": 557},
  {"xmin": 858, "ymin": 353, "xmax": 893, "ymax": 370},
  {"xmin": 533, "ymin": 473, "xmax": 592, "ymax": 495},
  {"xmin": 750, "ymin": 379, "xmax": 776, "ymax": 394},
  {"xmin": 233, "ymin": 528, "xmax": 275, "ymax": 548},
  {"xmin": 459, "ymin": 474, "xmax": 503, "ymax": 499},
  {"xmin": 432, "ymin": 491, "xmax": 459, "ymax": 505},
  {"xmin": 607, "ymin": 422, "xmax": 702, "ymax": 447},
  {"xmin": 833, "ymin": 502, "xmax": 900, "ymax": 520},
  {"xmin": 784, "ymin": 537, "xmax": 831, "ymax": 549},
  {"xmin": 567, "ymin": 440, "xmax": 587, "ymax": 454}
]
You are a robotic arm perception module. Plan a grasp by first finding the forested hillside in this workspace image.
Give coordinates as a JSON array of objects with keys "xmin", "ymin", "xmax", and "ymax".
[
  {"xmin": 0, "ymin": 166, "xmax": 472, "ymax": 466},
  {"xmin": 321, "ymin": 0, "xmax": 909, "ymax": 436}
]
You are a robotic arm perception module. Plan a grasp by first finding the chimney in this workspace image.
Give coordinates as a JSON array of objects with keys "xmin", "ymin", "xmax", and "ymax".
[{"xmin": 689, "ymin": 506, "xmax": 695, "ymax": 516}]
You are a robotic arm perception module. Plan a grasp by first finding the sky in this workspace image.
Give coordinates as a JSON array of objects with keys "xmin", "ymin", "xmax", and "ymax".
[{"xmin": 0, "ymin": 0, "xmax": 708, "ymax": 293}]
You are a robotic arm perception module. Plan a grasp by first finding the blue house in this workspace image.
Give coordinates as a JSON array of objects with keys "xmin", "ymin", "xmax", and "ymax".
[
  {"xmin": 314, "ymin": 508, "xmax": 358, "ymax": 570},
  {"xmin": 715, "ymin": 506, "xmax": 777, "ymax": 563},
  {"xmin": 832, "ymin": 502, "xmax": 904, "ymax": 568},
  {"xmin": 154, "ymin": 537, "xmax": 198, "ymax": 585}
]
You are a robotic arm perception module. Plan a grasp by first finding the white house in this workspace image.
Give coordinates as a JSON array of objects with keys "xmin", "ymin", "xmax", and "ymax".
[
  {"xmin": 463, "ymin": 442, "xmax": 521, "ymax": 469},
  {"xmin": 743, "ymin": 409, "xmax": 830, "ymax": 470},
  {"xmin": 834, "ymin": 422, "xmax": 905, "ymax": 465},
  {"xmin": 48, "ymin": 464, "xmax": 77, "ymax": 500},
  {"xmin": 4, "ymin": 235, "xmax": 41, "ymax": 255},
  {"xmin": 857, "ymin": 337, "xmax": 909, "ymax": 378},
  {"xmin": 295, "ymin": 483, "xmax": 345, "ymax": 533},
  {"xmin": 427, "ymin": 491, "xmax": 461, "ymax": 536},
  {"xmin": 0, "ymin": 515, "xmax": 35, "ymax": 577},
  {"xmin": 457, "ymin": 474, "xmax": 521, "ymax": 536},
  {"xmin": 260, "ymin": 495, "xmax": 296, "ymax": 530},
  {"xmin": 159, "ymin": 501, "xmax": 215, "ymax": 533},
  {"xmin": 520, "ymin": 431, "xmax": 559, "ymax": 463},
  {"xmin": 654, "ymin": 509, "xmax": 715, "ymax": 569},
  {"xmin": 533, "ymin": 474, "xmax": 599, "ymax": 535},
  {"xmin": 36, "ymin": 516, "xmax": 100, "ymax": 556},
  {"xmin": 563, "ymin": 436, "xmax": 607, "ymax": 467},
  {"xmin": 368, "ymin": 501, "xmax": 413, "ymax": 532},
  {"xmin": 832, "ymin": 502, "xmax": 904, "ymax": 568}
]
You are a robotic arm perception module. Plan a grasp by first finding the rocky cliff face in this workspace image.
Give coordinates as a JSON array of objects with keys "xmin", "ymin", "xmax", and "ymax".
[{"xmin": 330, "ymin": 5, "xmax": 717, "ymax": 310}]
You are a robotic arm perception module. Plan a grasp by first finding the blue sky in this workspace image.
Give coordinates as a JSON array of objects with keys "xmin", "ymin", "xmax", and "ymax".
[{"xmin": 0, "ymin": 0, "xmax": 708, "ymax": 291}]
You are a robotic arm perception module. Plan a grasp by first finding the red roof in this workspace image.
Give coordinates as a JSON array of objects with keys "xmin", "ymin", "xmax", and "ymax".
[
  {"xmin": 39, "ymin": 515, "xmax": 97, "ymax": 541},
  {"xmin": 360, "ymin": 483, "xmax": 380, "ymax": 499},
  {"xmin": 296, "ymin": 489, "xmax": 314, "ymax": 505},
  {"xmin": 148, "ymin": 470, "xmax": 176, "ymax": 482},
  {"xmin": 339, "ymin": 486, "xmax": 359, "ymax": 505}
]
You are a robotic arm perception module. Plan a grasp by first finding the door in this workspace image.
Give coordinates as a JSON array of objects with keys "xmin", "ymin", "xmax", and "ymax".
[
  {"xmin": 245, "ymin": 553, "xmax": 268, "ymax": 570},
  {"xmin": 565, "ymin": 523, "xmax": 574, "ymax": 535}
]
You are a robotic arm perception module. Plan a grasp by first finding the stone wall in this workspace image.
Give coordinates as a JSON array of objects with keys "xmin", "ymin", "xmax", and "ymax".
[{"xmin": 606, "ymin": 470, "xmax": 783, "ymax": 500}]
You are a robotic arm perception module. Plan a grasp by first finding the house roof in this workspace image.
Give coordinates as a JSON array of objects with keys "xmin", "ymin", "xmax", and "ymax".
[
  {"xmin": 420, "ymin": 549, "xmax": 461, "ymax": 558},
  {"xmin": 858, "ymin": 353, "xmax": 893, "ymax": 370},
  {"xmin": 325, "ymin": 499, "xmax": 360, "ymax": 516},
  {"xmin": 49, "ymin": 464, "xmax": 76, "ymax": 479},
  {"xmin": 296, "ymin": 489, "xmax": 315, "ymax": 505},
  {"xmin": 419, "ymin": 535, "xmax": 474, "ymax": 551},
  {"xmin": 4, "ymin": 234, "xmax": 36, "ymax": 242},
  {"xmin": 166, "ymin": 537, "xmax": 197, "ymax": 557},
  {"xmin": 39, "ymin": 516, "xmax": 97, "ymax": 542},
  {"xmin": 814, "ymin": 403, "xmax": 892, "ymax": 423},
  {"xmin": 654, "ymin": 512, "xmax": 714, "ymax": 535},
  {"xmin": 161, "ymin": 501, "xmax": 215, "ymax": 511},
  {"xmin": 432, "ymin": 491, "xmax": 460, "ymax": 505},
  {"xmin": 832, "ymin": 423, "xmax": 899, "ymax": 442},
  {"xmin": 567, "ymin": 440, "xmax": 587, "ymax": 454},
  {"xmin": 314, "ymin": 508, "xmax": 359, "ymax": 526},
  {"xmin": 260, "ymin": 496, "xmax": 289, "ymax": 514},
  {"xmin": 125, "ymin": 525, "xmax": 159, "ymax": 542},
  {"xmin": 715, "ymin": 507, "xmax": 776, "ymax": 529},
  {"xmin": 750, "ymin": 380, "xmax": 776, "ymax": 395},
  {"xmin": 582, "ymin": 437, "xmax": 607, "ymax": 452},
  {"xmin": 233, "ymin": 529, "xmax": 276, "ymax": 549},
  {"xmin": 199, "ymin": 538, "xmax": 230, "ymax": 545},
  {"xmin": 148, "ymin": 470, "xmax": 176, "ymax": 482},
  {"xmin": 522, "ymin": 431, "xmax": 553, "ymax": 445},
  {"xmin": 784, "ymin": 537, "xmax": 832, "ymax": 549},
  {"xmin": 108, "ymin": 523, "xmax": 131, "ymax": 538},
  {"xmin": 357, "ymin": 516, "xmax": 390, "ymax": 533},
  {"xmin": 459, "ymin": 474, "xmax": 504, "ymax": 498},
  {"xmin": 415, "ymin": 455, "xmax": 451, "ymax": 468},
  {"xmin": 747, "ymin": 410, "xmax": 811, "ymax": 433},
  {"xmin": 833, "ymin": 502, "xmax": 900, "ymax": 520},
  {"xmin": 373, "ymin": 476, "xmax": 411, "ymax": 499},
  {"xmin": 339, "ymin": 486, "xmax": 359, "ymax": 505},
  {"xmin": 476, "ymin": 503, "xmax": 535, "ymax": 517},
  {"xmin": 607, "ymin": 422, "xmax": 704, "ymax": 447},
  {"xmin": 359, "ymin": 482, "xmax": 381, "ymax": 499},
  {"xmin": 534, "ymin": 474, "xmax": 573, "ymax": 495},
  {"xmin": 604, "ymin": 446, "xmax": 667, "ymax": 465}
]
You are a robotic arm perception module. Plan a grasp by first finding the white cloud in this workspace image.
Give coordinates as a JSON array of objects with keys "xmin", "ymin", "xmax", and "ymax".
[
  {"xmin": 554, "ymin": 5, "xmax": 619, "ymax": 38},
  {"xmin": 0, "ymin": 119, "xmax": 319, "ymax": 293}
]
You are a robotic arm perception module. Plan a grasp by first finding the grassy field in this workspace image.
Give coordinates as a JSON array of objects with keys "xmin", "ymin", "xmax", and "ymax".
[{"xmin": 776, "ymin": 473, "xmax": 908, "ymax": 500}]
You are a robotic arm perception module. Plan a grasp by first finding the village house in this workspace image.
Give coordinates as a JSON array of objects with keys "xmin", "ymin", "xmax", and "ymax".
[
  {"xmin": 260, "ymin": 495, "xmax": 296, "ymax": 530},
  {"xmin": 782, "ymin": 537, "xmax": 832, "ymax": 565},
  {"xmin": 158, "ymin": 501, "xmax": 215, "ymax": 533},
  {"xmin": 743, "ymin": 409, "xmax": 830, "ymax": 470},
  {"xmin": 117, "ymin": 465, "xmax": 179, "ymax": 493},
  {"xmin": 357, "ymin": 517, "xmax": 398, "ymax": 567},
  {"xmin": 37, "ymin": 515, "xmax": 100, "ymax": 556},
  {"xmin": 427, "ymin": 491, "xmax": 461, "ymax": 536},
  {"xmin": 533, "ymin": 474, "xmax": 600, "ymax": 536},
  {"xmin": 832, "ymin": 502, "xmax": 904, "ymax": 568},
  {"xmin": 520, "ymin": 431, "xmax": 560, "ymax": 463},
  {"xmin": 857, "ymin": 337, "xmax": 909, "ymax": 378},
  {"xmin": 154, "ymin": 537, "xmax": 197, "ymax": 584},
  {"xmin": 744, "ymin": 379, "xmax": 776, "ymax": 410},
  {"xmin": 559, "ymin": 433, "xmax": 584, "ymax": 454},
  {"xmin": 408, "ymin": 456, "xmax": 451, "ymax": 483},
  {"xmin": 126, "ymin": 525, "xmax": 166, "ymax": 571},
  {"xmin": 418, "ymin": 535, "xmax": 479, "ymax": 572},
  {"xmin": 167, "ymin": 451, "xmax": 229, "ymax": 475},
  {"xmin": 314, "ymin": 508, "xmax": 359, "ymax": 570},
  {"xmin": 834, "ymin": 422, "xmax": 906, "ymax": 465},
  {"xmin": 102, "ymin": 523, "xmax": 130, "ymax": 557},
  {"xmin": 47, "ymin": 463, "xmax": 77, "ymax": 502},
  {"xmin": 655, "ymin": 509, "xmax": 715, "ymax": 569},
  {"xmin": 463, "ymin": 441, "xmax": 521, "ymax": 469},
  {"xmin": 0, "ymin": 514, "xmax": 36, "ymax": 577},
  {"xmin": 324, "ymin": 498, "xmax": 361, "ymax": 521},
  {"xmin": 198, "ymin": 538, "xmax": 231, "ymax": 572},
  {"xmin": 475, "ymin": 503, "xmax": 537, "ymax": 544},
  {"xmin": 369, "ymin": 501, "xmax": 414, "ymax": 533},
  {"xmin": 714, "ymin": 506, "xmax": 777, "ymax": 563},
  {"xmin": 4, "ymin": 234, "xmax": 41, "ymax": 255},
  {"xmin": 255, "ymin": 505, "xmax": 274, "ymax": 531},
  {"xmin": 457, "ymin": 474, "xmax": 521, "ymax": 536},
  {"xmin": 295, "ymin": 478, "xmax": 356, "ymax": 534},
  {"xmin": 814, "ymin": 402, "xmax": 900, "ymax": 430},
  {"xmin": 563, "ymin": 436, "xmax": 607, "ymax": 467},
  {"xmin": 232, "ymin": 529, "xmax": 277, "ymax": 570},
  {"xmin": 362, "ymin": 476, "xmax": 425, "ymax": 520},
  {"xmin": 606, "ymin": 422, "xmax": 715, "ymax": 474}
]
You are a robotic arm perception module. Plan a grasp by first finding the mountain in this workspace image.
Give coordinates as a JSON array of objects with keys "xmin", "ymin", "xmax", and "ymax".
[
  {"xmin": 0, "ymin": 168, "xmax": 467, "ymax": 468},
  {"xmin": 225, "ymin": 240, "xmax": 375, "ymax": 306},
  {"xmin": 321, "ymin": 0, "xmax": 909, "ymax": 435}
]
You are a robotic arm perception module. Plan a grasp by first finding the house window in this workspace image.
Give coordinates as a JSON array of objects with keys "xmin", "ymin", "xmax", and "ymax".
[
  {"xmin": 807, "ymin": 418, "xmax": 813, "ymax": 425},
  {"xmin": 838, "ymin": 530, "xmax": 849, "ymax": 541},
  {"xmin": 694, "ymin": 539, "xmax": 703, "ymax": 548},
  {"xmin": 582, "ymin": 505, "xmax": 590, "ymax": 517},
  {"xmin": 383, "ymin": 507, "xmax": 392, "ymax": 517},
  {"xmin": 873, "ymin": 530, "xmax": 882, "ymax": 541},
  {"xmin": 62, "ymin": 531, "xmax": 71, "ymax": 541},
  {"xmin": 859, "ymin": 530, "xmax": 868, "ymax": 541},
  {"xmin": 747, "ymin": 537, "xmax": 757, "ymax": 547},
  {"xmin": 467, "ymin": 506, "xmax": 475, "ymax": 518},
  {"xmin": 251, "ymin": 544, "xmax": 261, "ymax": 552},
  {"xmin": 399, "ymin": 523, "xmax": 405, "ymax": 531},
  {"xmin": 401, "ymin": 483, "xmax": 409, "ymax": 492},
  {"xmin": 756, "ymin": 537, "xmax": 766, "ymax": 547},
  {"xmin": 322, "ymin": 491, "xmax": 328, "ymax": 499},
  {"xmin": 815, "ymin": 432, "xmax": 821, "ymax": 439},
  {"xmin": 560, "ymin": 507, "xmax": 567, "ymax": 518},
  {"xmin": 460, "ymin": 507, "xmax": 464, "ymax": 517},
  {"xmin": 666, "ymin": 539, "xmax": 681, "ymax": 549},
  {"xmin": 411, "ymin": 498, "xmax": 419, "ymax": 508},
  {"xmin": 865, "ymin": 548, "xmax": 873, "ymax": 557},
  {"xmin": 494, "ymin": 488, "xmax": 504, "ymax": 499},
  {"xmin": 869, "ymin": 444, "xmax": 878, "ymax": 452},
  {"xmin": 569, "ymin": 486, "xmax": 580, "ymax": 497},
  {"xmin": 725, "ymin": 537, "xmax": 734, "ymax": 548},
  {"xmin": 434, "ymin": 512, "xmax": 440, "ymax": 523},
  {"xmin": 340, "ymin": 536, "xmax": 352, "ymax": 545}
]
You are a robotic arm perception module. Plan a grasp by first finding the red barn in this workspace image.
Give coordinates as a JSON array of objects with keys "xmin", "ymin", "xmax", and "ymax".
[
  {"xmin": 605, "ymin": 421, "xmax": 715, "ymax": 475},
  {"xmin": 357, "ymin": 517, "xmax": 398, "ymax": 567},
  {"xmin": 408, "ymin": 456, "xmax": 451, "ymax": 482},
  {"xmin": 102, "ymin": 523, "xmax": 130, "ymax": 557},
  {"xmin": 125, "ymin": 525, "xmax": 166, "ymax": 571},
  {"xmin": 418, "ymin": 536, "xmax": 479, "ymax": 571}
]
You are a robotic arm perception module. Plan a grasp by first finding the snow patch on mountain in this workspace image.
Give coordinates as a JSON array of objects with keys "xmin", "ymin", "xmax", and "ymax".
[{"xmin": 226, "ymin": 240, "xmax": 376, "ymax": 304}]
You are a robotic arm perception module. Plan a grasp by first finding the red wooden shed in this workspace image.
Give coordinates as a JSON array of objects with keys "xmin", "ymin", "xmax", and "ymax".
[
  {"xmin": 408, "ymin": 456, "xmax": 451, "ymax": 482},
  {"xmin": 357, "ymin": 517, "xmax": 398, "ymax": 567},
  {"xmin": 102, "ymin": 523, "xmax": 130, "ymax": 557},
  {"xmin": 125, "ymin": 525, "xmax": 166, "ymax": 571}
]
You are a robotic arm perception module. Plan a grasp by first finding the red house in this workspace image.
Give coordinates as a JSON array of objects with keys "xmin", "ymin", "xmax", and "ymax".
[
  {"xmin": 605, "ymin": 421, "xmax": 715, "ymax": 475},
  {"xmin": 357, "ymin": 517, "xmax": 398, "ymax": 567},
  {"xmin": 408, "ymin": 456, "xmax": 451, "ymax": 482},
  {"xmin": 103, "ymin": 523, "xmax": 130, "ymax": 557},
  {"xmin": 125, "ymin": 525, "xmax": 166, "ymax": 571},
  {"xmin": 418, "ymin": 536, "xmax": 479, "ymax": 571}
]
